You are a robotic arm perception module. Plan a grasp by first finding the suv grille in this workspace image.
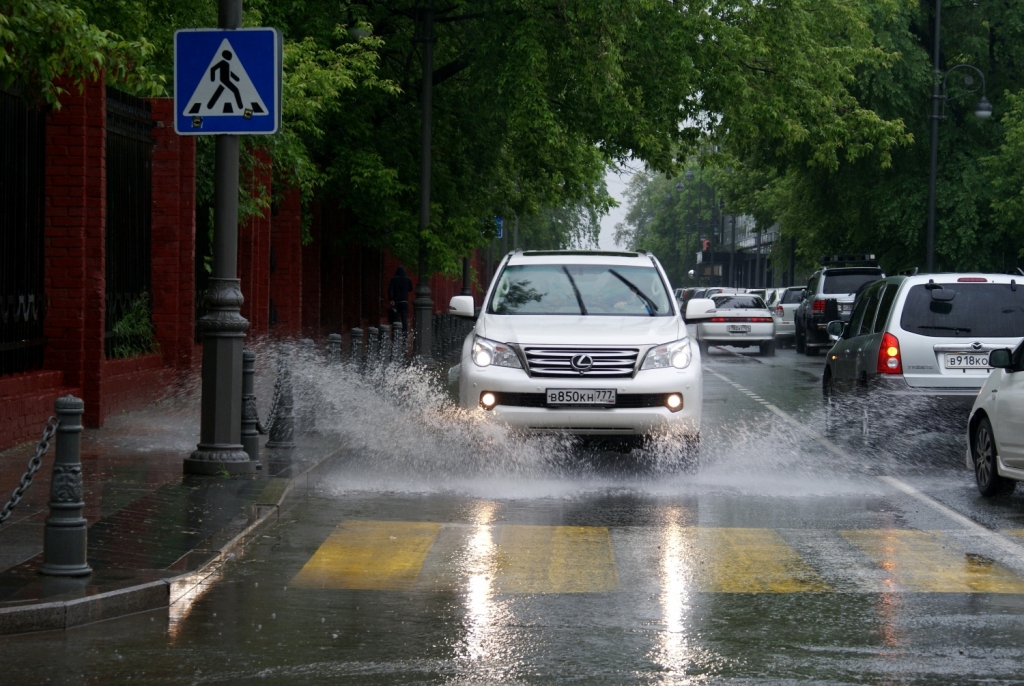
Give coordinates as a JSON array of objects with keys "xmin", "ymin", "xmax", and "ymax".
[{"xmin": 523, "ymin": 347, "xmax": 639, "ymax": 378}]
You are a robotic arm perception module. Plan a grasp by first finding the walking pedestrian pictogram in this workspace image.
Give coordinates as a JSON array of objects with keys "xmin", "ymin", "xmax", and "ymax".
[
  {"xmin": 174, "ymin": 28, "xmax": 281, "ymax": 135},
  {"xmin": 183, "ymin": 39, "xmax": 268, "ymax": 118}
]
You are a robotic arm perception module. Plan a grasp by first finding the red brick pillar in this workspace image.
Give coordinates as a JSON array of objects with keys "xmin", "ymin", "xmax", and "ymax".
[
  {"xmin": 270, "ymin": 188, "xmax": 302, "ymax": 335},
  {"xmin": 43, "ymin": 77, "xmax": 107, "ymax": 426},
  {"xmin": 238, "ymin": 149, "xmax": 271, "ymax": 335},
  {"xmin": 147, "ymin": 98, "xmax": 197, "ymax": 370},
  {"xmin": 301, "ymin": 202, "xmax": 322, "ymax": 336}
]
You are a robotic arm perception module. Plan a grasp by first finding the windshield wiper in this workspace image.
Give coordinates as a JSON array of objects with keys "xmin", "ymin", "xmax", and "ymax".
[
  {"xmin": 609, "ymin": 269, "xmax": 658, "ymax": 316},
  {"xmin": 917, "ymin": 325, "xmax": 972, "ymax": 334},
  {"xmin": 561, "ymin": 266, "xmax": 588, "ymax": 315}
]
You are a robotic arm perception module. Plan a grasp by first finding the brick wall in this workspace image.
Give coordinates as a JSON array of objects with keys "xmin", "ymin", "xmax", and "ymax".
[
  {"xmin": 301, "ymin": 202, "xmax": 322, "ymax": 336},
  {"xmin": 270, "ymin": 188, "xmax": 302, "ymax": 335},
  {"xmin": 238, "ymin": 149, "xmax": 271, "ymax": 334}
]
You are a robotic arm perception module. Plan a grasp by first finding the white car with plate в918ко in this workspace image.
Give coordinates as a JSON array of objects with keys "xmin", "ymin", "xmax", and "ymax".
[{"xmin": 448, "ymin": 250, "xmax": 702, "ymax": 454}]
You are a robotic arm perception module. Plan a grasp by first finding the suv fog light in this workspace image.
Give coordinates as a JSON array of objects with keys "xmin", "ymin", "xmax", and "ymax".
[
  {"xmin": 480, "ymin": 392, "xmax": 497, "ymax": 410},
  {"xmin": 666, "ymin": 393, "xmax": 683, "ymax": 411}
]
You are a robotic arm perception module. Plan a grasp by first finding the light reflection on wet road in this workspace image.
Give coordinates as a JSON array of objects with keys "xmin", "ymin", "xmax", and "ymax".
[{"xmin": 6, "ymin": 346, "xmax": 1024, "ymax": 683}]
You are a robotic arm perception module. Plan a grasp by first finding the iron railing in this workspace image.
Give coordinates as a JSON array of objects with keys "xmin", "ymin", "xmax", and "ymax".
[
  {"xmin": 105, "ymin": 87, "xmax": 154, "ymax": 358},
  {"xmin": 0, "ymin": 88, "xmax": 47, "ymax": 376}
]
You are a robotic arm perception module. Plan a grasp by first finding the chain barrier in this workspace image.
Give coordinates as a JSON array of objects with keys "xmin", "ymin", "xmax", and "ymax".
[
  {"xmin": 252, "ymin": 368, "xmax": 283, "ymax": 435},
  {"xmin": 0, "ymin": 416, "xmax": 59, "ymax": 526}
]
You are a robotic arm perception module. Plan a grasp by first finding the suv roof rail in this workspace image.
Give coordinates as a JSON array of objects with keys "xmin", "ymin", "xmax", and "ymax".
[{"xmin": 820, "ymin": 253, "xmax": 878, "ymax": 267}]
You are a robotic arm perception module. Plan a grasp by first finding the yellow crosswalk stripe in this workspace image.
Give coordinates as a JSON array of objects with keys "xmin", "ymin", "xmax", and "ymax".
[
  {"xmin": 690, "ymin": 528, "xmax": 832, "ymax": 593},
  {"xmin": 290, "ymin": 520, "xmax": 441, "ymax": 590},
  {"xmin": 494, "ymin": 525, "xmax": 619, "ymax": 594},
  {"xmin": 842, "ymin": 529, "xmax": 1024, "ymax": 593}
]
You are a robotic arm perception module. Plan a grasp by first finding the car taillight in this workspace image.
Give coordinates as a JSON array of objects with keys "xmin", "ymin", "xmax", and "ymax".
[
  {"xmin": 812, "ymin": 299, "xmax": 826, "ymax": 313},
  {"xmin": 749, "ymin": 317, "xmax": 773, "ymax": 322},
  {"xmin": 957, "ymin": 277, "xmax": 987, "ymax": 282},
  {"xmin": 775, "ymin": 305, "xmax": 784, "ymax": 316},
  {"xmin": 710, "ymin": 317, "xmax": 727, "ymax": 322},
  {"xmin": 877, "ymin": 332, "xmax": 902, "ymax": 374}
]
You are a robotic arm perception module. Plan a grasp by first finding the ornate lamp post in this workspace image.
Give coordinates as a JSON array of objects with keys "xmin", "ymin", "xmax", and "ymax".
[{"xmin": 925, "ymin": 0, "xmax": 992, "ymax": 272}]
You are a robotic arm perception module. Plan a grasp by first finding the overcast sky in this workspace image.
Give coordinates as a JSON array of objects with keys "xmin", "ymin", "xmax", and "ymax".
[{"xmin": 598, "ymin": 163, "xmax": 639, "ymax": 249}]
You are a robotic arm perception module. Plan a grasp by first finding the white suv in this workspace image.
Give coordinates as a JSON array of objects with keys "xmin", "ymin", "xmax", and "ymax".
[{"xmin": 449, "ymin": 250, "xmax": 702, "ymax": 448}]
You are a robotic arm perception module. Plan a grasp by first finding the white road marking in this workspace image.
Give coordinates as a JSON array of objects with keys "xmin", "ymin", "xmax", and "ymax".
[{"xmin": 707, "ymin": 364, "xmax": 1024, "ymax": 562}]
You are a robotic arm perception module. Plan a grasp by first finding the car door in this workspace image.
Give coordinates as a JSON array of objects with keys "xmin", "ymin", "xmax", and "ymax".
[
  {"xmin": 994, "ymin": 342, "xmax": 1024, "ymax": 468},
  {"xmin": 834, "ymin": 282, "xmax": 882, "ymax": 390}
]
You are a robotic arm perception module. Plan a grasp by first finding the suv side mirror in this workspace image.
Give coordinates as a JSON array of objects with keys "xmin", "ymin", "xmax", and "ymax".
[
  {"xmin": 826, "ymin": 320, "xmax": 846, "ymax": 340},
  {"xmin": 449, "ymin": 295, "xmax": 476, "ymax": 318},
  {"xmin": 989, "ymin": 348, "xmax": 1013, "ymax": 369},
  {"xmin": 685, "ymin": 298, "xmax": 716, "ymax": 320}
]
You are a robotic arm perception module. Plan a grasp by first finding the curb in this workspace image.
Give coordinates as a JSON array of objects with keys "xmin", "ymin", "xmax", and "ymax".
[{"xmin": 0, "ymin": 449, "xmax": 339, "ymax": 636}]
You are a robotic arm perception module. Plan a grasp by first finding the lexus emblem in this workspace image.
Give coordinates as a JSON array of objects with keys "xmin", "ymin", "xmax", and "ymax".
[
  {"xmin": 972, "ymin": 341, "xmax": 983, "ymax": 351},
  {"xmin": 570, "ymin": 354, "xmax": 594, "ymax": 374}
]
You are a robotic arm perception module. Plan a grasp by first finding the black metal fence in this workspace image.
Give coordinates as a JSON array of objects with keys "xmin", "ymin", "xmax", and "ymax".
[
  {"xmin": 431, "ymin": 313, "xmax": 474, "ymax": 362},
  {"xmin": 105, "ymin": 87, "xmax": 154, "ymax": 358},
  {"xmin": 0, "ymin": 88, "xmax": 47, "ymax": 376}
]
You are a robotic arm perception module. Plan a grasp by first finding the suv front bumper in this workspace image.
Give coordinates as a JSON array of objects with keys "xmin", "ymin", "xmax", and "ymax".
[{"xmin": 460, "ymin": 362, "xmax": 702, "ymax": 437}]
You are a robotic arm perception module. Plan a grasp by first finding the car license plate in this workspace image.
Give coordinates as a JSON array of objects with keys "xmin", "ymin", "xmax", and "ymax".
[
  {"xmin": 546, "ymin": 389, "xmax": 616, "ymax": 405},
  {"xmin": 840, "ymin": 303, "xmax": 852, "ymax": 313},
  {"xmin": 945, "ymin": 353, "xmax": 989, "ymax": 369},
  {"xmin": 727, "ymin": 324, "xmax": 751, "ymax": 333}
]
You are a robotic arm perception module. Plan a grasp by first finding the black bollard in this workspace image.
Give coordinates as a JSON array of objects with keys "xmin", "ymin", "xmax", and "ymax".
[
  {"xmin": 380, "ymin": 324, "xmax": 392, "ymax": 365},
  {"xmin": 327, "ymin": 333, "xmax": 342, "ymax": 364},
  {"xmin": 350, "ymin": 327, "xmax": 363, "ymax": 369},
  {"xmin": 39, "ymin": 396, "xmax": 91, "ymax": 577},
  {"xmin": 367, "ymin": 327, "xmax": 379, "ymax": 376},
  {"xmin": 241, "ymin": 349, "xmax": 260, "ymax": 465},
  {"xmin": 396, "ymin": 323, "xmax": 406, "ymax": 362},
  {"xmin": 296, "ymin": 339, "xmax": 318, "ymax": 434},
  {"xmin": 266, "ymin": 353, "xmax": 296, "ymax": 451}
]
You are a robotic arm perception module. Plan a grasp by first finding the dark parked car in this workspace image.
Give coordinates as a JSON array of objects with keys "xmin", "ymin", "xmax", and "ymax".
[{"xmin": 795, "ymin": 257, "xmax": 884, "ymax": 356}]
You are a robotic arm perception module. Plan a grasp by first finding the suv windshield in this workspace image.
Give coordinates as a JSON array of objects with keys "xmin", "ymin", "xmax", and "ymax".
[
  {"xmin": 713, "ymin": 295, "xmax": 766, "ymax": 310},
  {"xmin": 489, "ymin": 264, "xmax": 672, "ymax": 316},
  {"xmin": 822, "ymin": 271, "xmax": 883, "ymax": 294},
  {"xmin": 780, "ymin": 289, "xmax": 803, "ymax": 304},
  {"xmin": 900, "ymin": 283, "xmax": 1024, "ymax": 338}
]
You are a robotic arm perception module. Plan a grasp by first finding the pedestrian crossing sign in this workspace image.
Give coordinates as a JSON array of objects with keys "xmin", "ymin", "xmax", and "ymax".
[{"xmin": 174, "ymin": 28, "xmax": 281, "ymax": 135}]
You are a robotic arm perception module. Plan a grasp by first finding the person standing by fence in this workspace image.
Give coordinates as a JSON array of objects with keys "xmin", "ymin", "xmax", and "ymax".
[{"xmin": 388, "ymin": 266, "xmax": 413, "ymax": 331}]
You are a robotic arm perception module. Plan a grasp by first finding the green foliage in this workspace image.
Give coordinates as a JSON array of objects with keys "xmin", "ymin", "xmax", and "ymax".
[
  {"xmin": 0, "ymin": 0, "xmax": 163, "ymax": 107},
  {"xmin": 110, "ymin": 293, "xmax": 157, "ymax": 359}
]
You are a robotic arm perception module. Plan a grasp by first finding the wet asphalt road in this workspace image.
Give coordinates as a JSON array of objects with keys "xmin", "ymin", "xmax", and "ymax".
[{"xmin": 7, "ymin": 345, "xmax": 1024, "ymax": 684}]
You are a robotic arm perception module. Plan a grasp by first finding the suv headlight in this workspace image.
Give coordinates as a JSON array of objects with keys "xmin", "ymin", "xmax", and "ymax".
[
  {"xmin": 472, "ymin": 336, "xmax": 522, "ymax": 369},
  {"xmin": 641, "ymin": 339, "xmax": 692, "ymax": 370}
]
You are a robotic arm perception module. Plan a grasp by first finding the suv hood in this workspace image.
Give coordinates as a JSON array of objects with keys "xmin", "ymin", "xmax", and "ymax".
[{"xmin": 479, "ymin": 315, "xmax": 684, "ymax": 346}]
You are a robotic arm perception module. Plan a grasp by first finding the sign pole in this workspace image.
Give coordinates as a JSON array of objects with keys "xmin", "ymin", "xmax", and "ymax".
[{"xmin": 185, "ymin": 0, "xmax": 253, "ymax": 475}]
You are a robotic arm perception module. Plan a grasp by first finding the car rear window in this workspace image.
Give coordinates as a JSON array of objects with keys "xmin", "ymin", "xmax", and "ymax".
[
  {"xmin": 713, "ymin": 295, "xmax": 766, "ymax": 310},
  {"xmin": 822, "ymin": 271, "xmax": 883, "ymax": 294},
  {"xmin": 780, "ymin": 289, "xmax": 803, "ymax": 304},
  {"xmin": 899, "ymin": 283, "xmax": 1024, "ymax": 338}
]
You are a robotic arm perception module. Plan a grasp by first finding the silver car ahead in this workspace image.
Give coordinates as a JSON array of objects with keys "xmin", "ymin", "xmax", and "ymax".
[
  {"xmin": 772, "ymin": 286, "xmax": 804, "ymax": 347},
  {"xmin": 823, "ymin": 273, "xmax": 1024, "ymax": 421},
  {"xmin": 687, "ymin": 294, "xmax": 776, "ymax": 357}
]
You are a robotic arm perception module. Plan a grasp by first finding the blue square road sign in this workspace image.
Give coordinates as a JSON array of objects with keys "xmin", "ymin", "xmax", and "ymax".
[{"xmin": 174, "ymin": 28, "xmax": 281, "ymax": 135}]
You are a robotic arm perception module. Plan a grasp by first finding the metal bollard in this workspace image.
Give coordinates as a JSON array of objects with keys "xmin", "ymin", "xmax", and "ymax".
[
  {"xmin": 350, "ymin": 327, "xmax": 363, "ymax": 368},
  {"xmin": 396, "ymin": 323, "xmax": 406, "ymax": 362},
  {"xmin": 266, "ymin": 353, "xmax": 296, "ymax": 450},
  {"xmin": 39, "ymin": 396, "xmax": 91, "ymax": 577},
  {"xmin": 380, "ymin": 324, "xmax": 392, "ymax": 365},
  {"xmin": 367, "ymin": 327, "xmax": 379, "ymax": 376},
  {"xmin": 241, "ymin": 349, "xmax": 260, "ymax": 465},
  {"xmin": 327, "ymin": 333, "xmax": 342, "ymax": 364},
  {"xmin": 296, "ymin": 339, "xmax": 318, "ymax": 434}
]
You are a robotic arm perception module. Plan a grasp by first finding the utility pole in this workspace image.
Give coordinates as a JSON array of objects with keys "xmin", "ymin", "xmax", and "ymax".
[
  {"xmin": 186, "ymin": 0, "xmax": 253, "ymax": 475},
  {"xmin": 413, "ymin": 0, "xmax": 435, "ymax": 358},
  {"xmin": 925, "ymin": 0, "xmax": 942, "ymax": 273},
  {"xmin": 729, "ymin": 215, "xmax": 736, "ymax": 288}
]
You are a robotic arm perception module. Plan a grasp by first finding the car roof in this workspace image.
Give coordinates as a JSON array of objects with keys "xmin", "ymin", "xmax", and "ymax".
[
  {"xmin": 899, "ymin": 272, "xmax": 1021, "ymax": 285},
  {"xmin": 508, "ymin": 250, "xmax": 655, "ymax": 267}
]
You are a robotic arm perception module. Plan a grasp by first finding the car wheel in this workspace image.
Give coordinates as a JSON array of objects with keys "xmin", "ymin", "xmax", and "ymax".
[
  {"xmin": 973, "ymin": 416, "xmax": 1015, "ymax": 497},
  {"xmin": 823, "ymin": 369, "xmax": 838, "ymax": 435},
  {"xmin": 795, "ymin": 325, "xmax": 806, "ymax": 354},
  {"xmin": 760, "ymin": 340, "xmax": 776, "ymax": 356}
]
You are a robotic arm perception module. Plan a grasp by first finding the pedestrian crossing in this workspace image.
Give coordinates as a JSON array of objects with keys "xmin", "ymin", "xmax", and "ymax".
[{"xmin": 290, "ymin": 520, "xmax": 1024, "ymax": 595}]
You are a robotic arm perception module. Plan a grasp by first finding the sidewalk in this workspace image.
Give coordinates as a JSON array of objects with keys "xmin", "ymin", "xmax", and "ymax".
[{"xmin": 0, "ymin": 396, "xmax": 339, "ymax": 635}]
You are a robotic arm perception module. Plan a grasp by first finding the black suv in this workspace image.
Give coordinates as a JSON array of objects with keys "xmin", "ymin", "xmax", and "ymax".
[{"xmin": 795, "ymin": 256, "xmax": 884, "ymax": 356}]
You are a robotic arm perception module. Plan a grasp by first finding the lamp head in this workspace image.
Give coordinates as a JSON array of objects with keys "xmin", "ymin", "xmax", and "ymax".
[
  {"xmin": 684, "ymin": 169, "xmax": 695, "ymax": 182},
  {"xmin": 675, "ymin": 182, "xmax": 685, "ymax": 192},
  {"xmin": 974, "ymin": 96, "xmax": 993, "ymax": 120}
]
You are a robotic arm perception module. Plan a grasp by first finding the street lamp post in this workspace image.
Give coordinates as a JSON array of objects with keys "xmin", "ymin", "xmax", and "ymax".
[
  {"xmin": 684, "ymin": 169, "xmax": 694, "ymax": 281},
  {"xmin": 413, "ymin": 1, "xmax": 435, "ymax": 359},
  {"xmin": 925, "ymin": 0, "xmax": 992, "ymax": 272}
]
